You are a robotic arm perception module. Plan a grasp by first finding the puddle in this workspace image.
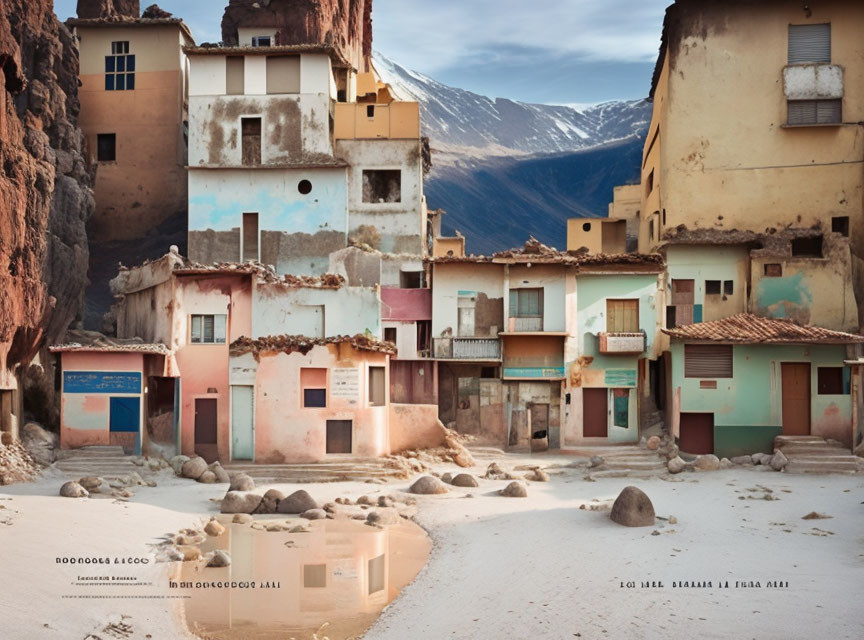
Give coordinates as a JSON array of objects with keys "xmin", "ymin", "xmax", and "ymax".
[{"xmin": 171, "ymin": 516, "xmax": 431, "ymax": 640}]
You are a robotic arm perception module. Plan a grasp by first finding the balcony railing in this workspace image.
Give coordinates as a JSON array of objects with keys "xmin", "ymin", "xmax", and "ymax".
[
  {"xmin": 598, "ymin": 332, "xmax": 646, "ymax": 355},
  {"xmin": 507, "ymin": 316, "xmax": 543, "ymax": 332},
  {"xmin": 434, "ymin": 337, "xmax": 501, "ymax": 360}
]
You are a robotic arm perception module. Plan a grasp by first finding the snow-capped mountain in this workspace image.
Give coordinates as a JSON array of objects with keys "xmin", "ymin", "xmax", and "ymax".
[{"xmin": 373, "ymin": 52, "xmax": 652, "ymax": 161}]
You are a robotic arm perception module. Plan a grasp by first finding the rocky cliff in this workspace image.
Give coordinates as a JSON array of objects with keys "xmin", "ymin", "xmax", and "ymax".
[
  {"xmin": 0, "ymin": 0, "xmax": 93, "ymax": 387},
  {"xmin": 76, "ymin": 0, "xmax": 140, "ymax": 20},
  {"xmin": 221, "ymin": 0, "xmax": 372, "ymax": 69}
]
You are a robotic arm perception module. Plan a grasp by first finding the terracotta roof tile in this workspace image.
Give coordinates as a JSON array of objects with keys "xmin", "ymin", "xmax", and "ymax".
[
  {"xmin": 662, "ymin": 313, "xmax": 864, "ymax": 344},
  {"xmin": 50, "ymin": 343, "xmax": 171, "ymax": 355}
]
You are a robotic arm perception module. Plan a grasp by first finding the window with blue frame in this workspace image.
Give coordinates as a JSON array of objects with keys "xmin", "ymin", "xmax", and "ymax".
[{"xmin": 105, "ymin": 41, "xmax": 135, "ymax": 91}]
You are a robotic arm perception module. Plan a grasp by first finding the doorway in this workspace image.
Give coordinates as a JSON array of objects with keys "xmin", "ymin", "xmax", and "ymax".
[
  {"xmin": 529, "ymin": 403, "xmax": 549, "ymax": 452},
  {"xmin": 194, "ymin": 398, "xmax": 218, "ymax": 462},
  {"xmin": 679, "ymin": 412, "xmax": 714, "ymax": 454},
  {"xmin": 781, "ymin": 363, "xmax": 811, "ymax": 436},
  {"xmin": 583, "ymin": 388, "xmax": 608, "ymax": 438},
  {"xmin": 231, "ymin": 386, "xmax": 254, "ymax": 460}
]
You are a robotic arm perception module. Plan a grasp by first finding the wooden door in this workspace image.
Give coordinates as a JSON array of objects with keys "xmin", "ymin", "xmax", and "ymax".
[
  {"xmin": 679, "ymin": 412, "xmax": 714, "ymax": 454},
  {"xmin": 326, "ymin": 420, "xmax": 353, "ymax": 454},
  {"xmin": 782, "ymin": 363, "xmax": 811, "ymax": 435},
  {"xmin": 194, "ymin": 398, "xmax": 218, "ymax": 462},
  {"xmin": 231, "ymin": 386, "xmax": 254, "ymax": 461},
  {"xmin": 583, "ymin": 388, "xmax": 608, "ymax": 438}
]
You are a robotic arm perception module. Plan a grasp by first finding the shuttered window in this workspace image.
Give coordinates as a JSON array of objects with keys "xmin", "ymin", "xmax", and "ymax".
[
  {"xmin": 607, "ymin": 299, "xmax": 639, "ymax": 333},
  {"xmin": 510, "ymin": 288, "xmax": 542, "ymax": 317},
  {"xmin": 684, "ymin": 344, "xmax": 733, "ymax": 379},
  {"xmin": 788, "ymin": 24, "xmax": 830, "ymax": 64},
  {"xmin": 787, "ymin": 99, "xmax": 841, "ymax": 125}
]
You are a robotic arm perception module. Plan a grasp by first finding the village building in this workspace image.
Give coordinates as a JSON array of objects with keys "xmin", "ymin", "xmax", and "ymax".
[{"xmin": 67, "ymin": 14, "xmax": 193, "ymax": 243}]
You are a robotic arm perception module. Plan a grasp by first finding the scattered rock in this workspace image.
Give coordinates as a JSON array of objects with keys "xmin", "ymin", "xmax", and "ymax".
[
  {"xmin": 60, "ymin": 481, "xmax": 89, "ymax": 498},
  {"xmin": 770, "ymin": 450, "xmax": 788, "ymax": 471},
  {"xmin": 484, "ymin": 462, "xmax": 509, "ymax": 480},
  {"xmin": 208, "ymin": 461, "xmax": 230, "ymax": 483},
  {"xmin": 352, "ymin": 513, "xmax": 367, "ymax": 520},
  {"xmin": 232, "ymin": 514, "xmax": 253, "ymax": 524},
  {"xmin": 664, "ymin": 444, "xmax": 680, "ymax": 460},
  {"xmin": 589, "ymin": 456, "xmax": 605, "ymax": 468},
  {"xmin": 78, "ymin": 476, "xmax": 106, "ymax": 492},
  {"xmin": 277, "ymin": 490, "xmax": 319, "ymax": 514},
  {"xmin": 255, "ymin": 489, "xmax": 286, "ymax": 514},
  {"xmin": 731, "ymin": 455, "xmax": 753, "ymax": 465},
  {"xmin": 180, "ymin": 546, "xmax": 202, "ymax": 561},
  {"xmin": 207, "ymin": 550, "xmax": 231, "ymax": 568},
  {"xmin": 451, "ymin": 473, "xmax": 480, "ymax": 488},
  {"xmin": 646, "ymin": 436, "xmax": 661, "ymax": 451},
  {"xmin": 198, "ymin": 470, "xmax": 217, "ymax": 484},
  {"xmin": 499, "ymin": 481, "xmax": 528, "ymax": 498},
  {"xmin": 610, "ymin": 486, "xmax": 656, "ymax": 527},
  {"xmin": 440, "ymin": 472, "xmax": 453, "ymax": 484},
  {"xmin": 221, "ymin": 491, "xmax": 263, "ymax": 514},
  {"xmin": 170, "ymin": 455, "xmax": 190, "ymax": 475},
  {"xmin": 20, "ymin": 422, "xmax": 58, "ymax": 466},
  {"xmin": 667, "ymin": 456, "xmax": 687, "ymax": 474},
  {"xmin": 357, "ymin": 495, "xmax": 375, "ymax": 506},
  {"xmin": 112, "ymin": 489, "xmax": 133, "ymax": 499},
  {"xmin": 528, "ymin": 469, "xmax": 549, "ymax": 482},
  {"xmin": 801, "ymin": 512, "xmax": 832, "ymax": 520},
  {"xmin": 159, "ymin": 547, "xmax": 184, "ymax": 562},
  {"xmin": 694, "ymin": 454, "xmax": 721, "ymax": 471},
  {"xmin": 752, "ymin": 452, "xmax": 773, "ymax": 466},
  {"xmin": 377, "ymin": 495, "xmax": 394, "ymax": 508},
  {"xmin": 228, "ymin": 473, "xmax": 255, "ymax": 492},
  {"xmin": 409, "ymin": 475, "xmax": 449, "ymax": 495},
  {"xmin": 204, "ymin": 519, "xmax": 225, "ymax": 537},
  {"xmin": 181, "ymin": 456, "xmax": 208, "ymax": 480},
  {"xmin": 300, "ymin": 508, "xmax": 327, "ymax": 520},
  {"xmin": 719, "ymin": 458, "xmax": 733, "ymax": 469},
  {"xmin": 668, "ymin": 515, "xmax": 678, "ymax": 525},
  {"xmin": 366, "ymin": 509, "xmax": 400, "ymax": 526}
]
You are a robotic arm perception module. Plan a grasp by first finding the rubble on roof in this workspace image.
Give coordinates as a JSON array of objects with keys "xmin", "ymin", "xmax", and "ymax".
[
  {"xmin": 176, "ymin": 258, "xmax": 345, "ymax": 288},
  {"xmin": 230, "ymin": 334, "xmax": 397, "ymax": 359},
  {"xmin": 142, "ymin": 4, "xmax": 172, "ymax": 19},
  {"xmin": 50, "ymin": 329, "xmax": 170, "ymax": 354},
  {"xmin": 662, "ymin": 313, "xmax": 864, "ymax": 345}
]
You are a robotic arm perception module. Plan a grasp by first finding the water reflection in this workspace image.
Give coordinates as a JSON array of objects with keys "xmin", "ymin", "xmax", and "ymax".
[{"xmin": 176, "ymin": 516, "xmax": 430, "ymax": 639}]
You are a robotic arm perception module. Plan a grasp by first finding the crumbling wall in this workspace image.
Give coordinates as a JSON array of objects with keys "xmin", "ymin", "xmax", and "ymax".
[{"xmin": 0, "ymin": 0, "xmax": 93, "ymax": 420}]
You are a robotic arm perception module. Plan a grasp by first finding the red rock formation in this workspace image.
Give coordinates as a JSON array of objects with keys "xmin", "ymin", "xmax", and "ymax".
[
  {"xmin": 76, "ymin": 0, "xmax": 140, "ymax": 20},
  {"xmin": 0, "ymin": 1, "xmax": 93, "ymax": 389},
  {"xmin": 221, "ymin": 0, "xmax": 373, "ymax": 70}
]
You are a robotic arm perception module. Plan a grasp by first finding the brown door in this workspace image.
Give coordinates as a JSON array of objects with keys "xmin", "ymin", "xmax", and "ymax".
[
  {"xmin": 194, "ymin": 398, "xmax": 218, "ymax": 462},
  {"xmin": 781, "ymin": 363, "xmax": 811, "ymax": 435},
  {"xmin": 583, "ymin": 388, "xmax": 608, "ymax": 437},
  {"xmin": 679, "ymin": 413, "xmax": 714, "ymax": 454},
  {"xmin": 326, "ymin": 420, "xmax": 353, "ymax": 454},
  {"xmin": 529, "ymin": 403, "xmax": 549, "ymax": 451}
]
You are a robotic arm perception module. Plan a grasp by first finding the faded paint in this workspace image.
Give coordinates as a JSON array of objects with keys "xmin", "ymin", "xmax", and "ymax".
[
  {"xmin": 381, "ymin": 288, "xmax": 432, "ymax": 322},
  {"xmin": 432, "ymin": 263, "xmax": 505, "ymax": 340},
  {"xmin": 388, "ymin": 403, "xmax": 445, "ymax": 453},
  {"xmin": 567, "ymin": 218, "xmax": 627, "ymax": 254},
  {"xmin": 507, "ymin": 264, "xmax": 566, "ymax": 333}
]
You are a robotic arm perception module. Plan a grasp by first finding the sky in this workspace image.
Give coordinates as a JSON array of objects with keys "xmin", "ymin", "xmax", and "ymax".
[{"xmin": 54, "ymin": 0, "xmax": 670, "ymax": 103}]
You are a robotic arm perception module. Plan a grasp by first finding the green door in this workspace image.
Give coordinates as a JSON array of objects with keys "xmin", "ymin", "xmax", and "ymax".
[{"xmin": 231, "ymin": 386, "xmax": 254, "ymax": 460}]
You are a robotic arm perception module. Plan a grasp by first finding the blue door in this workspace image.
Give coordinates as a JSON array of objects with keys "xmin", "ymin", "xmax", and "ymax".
[{"xmin": 110, "ymin": 396, "xmax": 141, "ymax": 455}]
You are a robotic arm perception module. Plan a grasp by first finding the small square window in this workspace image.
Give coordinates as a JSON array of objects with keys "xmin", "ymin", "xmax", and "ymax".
[
  {"xmin": 764, "ymin": 264, "xmax": 782, "ymax": 278},
  {"xmin": 362, "ymin": 169, "xmax": 401, "ymax": 203},
  {"xmin": 791, "ymin": 236, "xmax": 823, "ymax": 258},
  {"xmin": 832, "ymin": 216, "xmax": 849, "ymax": 237},
  {"xmin": 369, "ymin": 366, "xmax": 386, "ymax": 407},
  {"xmin": 480, "ymin": 366, "xmax": 497, "ymax": 379},
  {"xmin": 723, "ymin": 281, "xmax": 733, "ymax": 295},
  {"xmin": 97, "ymin": 134, "xmax": 116, "ymax": 162},
  {"xmin": 303, "ymin": 388, "xmax": 326, "ymax": 408},
  {"xmin": 705, "ymin": 280, "xmax": 721, "ymax": 295},
  {"xmin": 252, "ymin": 36, "xmax": 271, "ymax": 47},
  {"xmin": 367, "ymin": 105, "xmax": 375, "ymax": 118},
  {"xmin": 190, "ymin": 314, "xmax": 227, "ymax": 344},
  {"xmin": 384, "ymin": 327, "xmax": 397, "ymax": 344},
  {"xmin": 817, "ymin": 367, "xmax": 848, "ymax": 395}
]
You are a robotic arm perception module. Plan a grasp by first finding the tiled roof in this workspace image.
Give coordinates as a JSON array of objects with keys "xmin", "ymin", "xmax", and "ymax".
[
  {"xmin": 50, "ymin": 343, "xmax": 171, "ymax": 355},
  {"xmin": 662, "ymin": 313, "xmax": 864, "ymax": 345}
]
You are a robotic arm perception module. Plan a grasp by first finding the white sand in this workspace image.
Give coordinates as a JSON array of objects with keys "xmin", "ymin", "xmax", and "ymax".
[{"xmin": 1, "ymin": 460, "xmax": 862, "ymax": 640}]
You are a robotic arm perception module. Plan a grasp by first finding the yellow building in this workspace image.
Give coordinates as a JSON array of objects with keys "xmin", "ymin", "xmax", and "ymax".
[
  {"xmin": 637, "ymin": 0, "xmax": 864, "ymax": 333},
  {"xmin": 69, "ymin": 17, "xmax": 194, "ymax": 242}
]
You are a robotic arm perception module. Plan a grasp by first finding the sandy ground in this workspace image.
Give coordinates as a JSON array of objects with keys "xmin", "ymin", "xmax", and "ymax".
[{"xmin": 1, "ymin": 458, "xmax": 862, "ymax": 640}]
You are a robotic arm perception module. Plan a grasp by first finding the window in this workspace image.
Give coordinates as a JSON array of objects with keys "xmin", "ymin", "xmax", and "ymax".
[
  {"xmin": 832, "ymin": 216, "xmax": 849, "ymax": 237},
  {"xmin": 649, "ymin": 218, "xmax": 655, "ymax": 241},
  {"xmin": 251, "ymin": 35, "xmax": 272, "ymax": 47},
  {"xmin": 723, "ymin": 280, "xmax": 734, "ymax": 296},
  {"xmin": 226, "ymin": 56, "xmax": 244, "ymax": 95},
  {"xmin": 367, "ymin": 105, "xmax": 375, "ymax": 118},
  {"xmin": 190, "ymin": 315, "xmax": 227, "ymax": 344},
  {"xmin": 384, "ymin": 327, "xmax": 397, "ymax": 344},
  {"xmin": 301, "ymin": 368, "xmax": 327, "ymax": 408},
  {"xmin": 326, "ymin": 420, "xmax": 352, "ymax": 453},
  {"xmin": 666, "ymin": 305, "xmax": 677, "ymax": 328},
  {"xmin": 369, "ymin": 366, "xmax": 386, "ymax": 407},
  {"xmin": 646, "ymin": 169, "xmax": 654, "ymax": 196},
  {"xmin": 303, "ymin": 564, "xmax": 326, "ymax": 588},
  {"xmin": 105, "ymin": 41, "xmax": 135, "ymax": 91},
  {"xmin": 399, "ymin": 270, "xmax": 423, "ymax": 289},
  {"xmin": 791, "ymin": 235, "xmax": 823, "ymax": 258},
  {"xmin": 266, "ymin": 55, "xmax": 300, "ymax": 94},
  {"xmin": 764, "ymin": 263, "xmax": 783, "ymax": 277},
  {"xmin": 362, "ymin": 169, "xmax": 401, "ymax": 203},
  {"xmin": 298, "ymin": 179, "xmax": 312, "ymax": 195},
  {"xmin": 670, "ymin": 279, "xmax": 695, "ymax": 326},
  {"xmin": 788, "ymin": 99, "xmax": 841, "ymax": 125},
  {"xmin": 699, "ymin": 380, "xmax": 718, "ymax": 390},
  {"xmin": 510, "ymin": 288, "xmax": 542, "ymax": 318},
  {"xmin": 817, "ymin": 367, "xmax": 848, "ymax": 395},
  {"xmin": 242, "ymin": 213, "xmax": 258, "ymax": 262},
  {"xmin": 684, "ymin": 344, "xmax": 733, "ymax": 379},
  {"xmin": 705, "ymin": 280, "xmax": 721, "ymax": 296},
  {"xmin": 97, "ymin": 133, "xmax": 116, "ymax": 162},
  {"xmin": 606, "ymin": 299, "xmax": 639, "ymax": 333},
  {"xmin": 368, "ymin": 554, "xmax": 385, "ymax": 594},
  {"xmin": 582, "ymin": 222, "xmax": 591, "ymax": 232},
  {"xmin": 241, "ymin": 117, "xmax": 261, "ymax": 166},
  {"xmin": 480, "ymin": 366, "xmax": 498, "ymax": 379},
  {"xmin": 788, "ymin": 24, "xmax": 830, "ymax": 64},
  {"xmin": 416, "ymin": 320, "xmax": 431, "ymax": 354}
]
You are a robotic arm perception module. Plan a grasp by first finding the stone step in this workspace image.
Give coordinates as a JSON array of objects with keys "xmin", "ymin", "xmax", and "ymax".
[
  {"xmin": 786, "ymin": 455, "xmax": 862, "ymax": 463},
  {"xmin": 778, "ymin": 448, "xmax": 854, "ymax": 457},
  {"xmin": 784, "ymin": 461, "xmax": 861, "ymax": 475},
  {"xmin": 775, "ymin": 435, "xmax": 829, "ymax": 445}
]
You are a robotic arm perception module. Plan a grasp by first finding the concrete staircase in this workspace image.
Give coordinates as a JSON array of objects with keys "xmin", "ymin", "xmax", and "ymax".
[
  {"xmin": 223, "ymin": 456, "xmax": 408, "ymax": 484},
  {"xmin": 53, "ymin": 446, "xmax": 150, "ymax": 479},
  {"xmin": 775, "ymin": 436, "xmax": 863, "ymax": 475}
]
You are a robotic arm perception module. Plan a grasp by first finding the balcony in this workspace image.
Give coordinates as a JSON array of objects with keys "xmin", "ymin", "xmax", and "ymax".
[
  {"xmin": 334, "ymin": 102, "xmax": 420, "ymax": 140},
  {"xmin": 598, "ymin": 332, "xmax": 646, "ymax": 355},
  {"xmin": 433, "ymin": 337, "xmax": 501, "ymax": 361}
]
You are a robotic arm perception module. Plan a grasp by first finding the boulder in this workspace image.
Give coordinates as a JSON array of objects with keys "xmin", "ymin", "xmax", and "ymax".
[
  {"xmin": 204, "ymin": 519, "xmax": 226, "ymax": 537},
  {"xmin": 78, "ymin": 476, "xmax": 106, "ymax": 492},
  {"xmin": 664, "ymin": 444, "xmax": 680, "ymax": 461},
  {"xmin": 451, "ymin": 473, "xmax": 479, "ymax": 488},
  {"xmin": 366, "ymin": 509, "xmax": 401, "ymax": 526},
  {"xmin": 483, "ymin": 462, "xmax": 507, "ymax": 479},
  {"xmin": 356, "ymin": 495, "xmax": 375, "ymax": 505},
  {"xmin": 440, "ymin": 472, "xmax": 453, "ymax": 484},
  {"xmin": 300, "ymin": 508, "xmax": 327, "ymax": 520},
  {"xmin": 181, "ymin": 456, "xmax": 208, "ymax": 480},
  {"xmin": 208, "ymin": 461, "xmax": 230, "ymax": 483},
  {"xmin": 220, "ymin": 491, "xmax": 263, "ymax": 514},
  {"xmin": 170, "ymin": 455, "xmax": 190, "ymax": 475},
  {"xmin": 499, "ymin": 481, "xmax": 528, "ymax": 497},
  {"xmin": 589, "ymin": 455, "xmax": 605, "ymax": 468},
  {"xmin": 408, "ymin": 475, "xmax": 449, "ymax": 495},
  {"xmin": 232, "ymin": 513, "xmax": 253, "ymax": 524},
  {"xmin": 770, "ymin": 450, "xmax": 789, "ymax": 471},
  {"xmin": 667, "ymin": 456, "xmax": 687, "ymax": 474},
  {"xmin": 730, "ymin": 455, "xmax": 753, "ymax": 465},
  {"xmin": 20, "ymin": 422, "xmax": 57, "ymax": 466},
  {"xmin": 377, "ymin": 495, "xmax": 394, "ymax": 508},
  {"xmin": 198, "ymin": 471, "xmax": 217, "ymax": 484},
  {"xmin": 719, "ymin": 458, "xmax": 733, "ymax": 469},
  {"xmin": 254, "ymin": 489, "xmax": 286, "ymax": 514},
  {"xmin": 529, "ymin": 469, "xmax": 549, "ymax": 482},
  {"xmin": 694, "ymin": 454, "xmax": 721, "ymax": 471},
  {"xmin": 229, "ymin": 473, "xmax": 255, "ymax": 492},
  {"xmin": 610, "ymin": 486, "xmax": 656, "ymax": 527},
  {"xmin": 277, "ymin": 490, "xmax": 318, "ymax": 514},
  {"xmin": 59, "ymin": 481, "xmax": 88, "ymax": 498},
  {"xmin": 207, "ymin": 550, "xmax": 231, "ymax": 568},
  {"xmin": 646, "ymin": 436, "xmax": 661, "ymax": 451},
  {"xmin": 180, "ymin": 546, "xmax": 202, "ymax": 561},
  {"xmin": 752, "ymin": 452, "xmax": 773, "ymax": 466}
]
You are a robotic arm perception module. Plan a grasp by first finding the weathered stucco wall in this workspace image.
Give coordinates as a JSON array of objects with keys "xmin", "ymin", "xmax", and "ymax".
[
  {"xmin": 431, "ymin": 263, "xmax": 505, "ymax": 338},
  {"xmin": 388, "ymin": 403, "xmax": 444, "ymax": 453},
  {"xmin": 507, "ymin": 265, "xmax": 566, "ymax": 332}
]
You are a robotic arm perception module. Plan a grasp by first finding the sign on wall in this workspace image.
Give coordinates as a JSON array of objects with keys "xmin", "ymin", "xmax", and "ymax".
[
  {"xmin": 63, "ymin": 371, "xmax": 142, "ymax": 395},
  {"xmin": 331, "ymin": 368, "xmax": 359, "ymax": 405}
]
